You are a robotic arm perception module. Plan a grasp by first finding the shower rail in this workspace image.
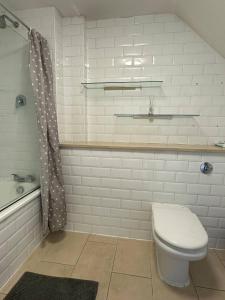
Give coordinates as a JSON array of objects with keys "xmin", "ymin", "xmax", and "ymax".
[{"xmin": 0, "ymin": 2, "xmax": 31, "ymax": 32}]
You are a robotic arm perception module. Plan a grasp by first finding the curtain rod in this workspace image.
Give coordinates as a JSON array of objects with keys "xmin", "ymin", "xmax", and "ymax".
[{"xmin": 0, "ymin": 2, "xmax": 31, "ymax": 32}]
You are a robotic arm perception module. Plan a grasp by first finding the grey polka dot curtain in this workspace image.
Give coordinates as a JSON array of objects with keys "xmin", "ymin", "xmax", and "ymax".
[{"xmin": 29, "ymin": 29, "xmax": 66, "ymax": 234}]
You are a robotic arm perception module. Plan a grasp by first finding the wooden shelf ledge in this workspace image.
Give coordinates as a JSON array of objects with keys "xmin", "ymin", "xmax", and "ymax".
[{"xmin": 60, "ymin": 142, "xmax": 225, "ymax": 154}]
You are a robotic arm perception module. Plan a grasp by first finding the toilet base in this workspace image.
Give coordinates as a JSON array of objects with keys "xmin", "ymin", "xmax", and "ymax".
[{"xmin": 156, "ymin": 243, "xmax": 190, "ymax": 288}]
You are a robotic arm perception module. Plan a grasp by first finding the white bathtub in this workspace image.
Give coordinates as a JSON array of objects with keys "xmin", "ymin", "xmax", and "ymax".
[
  {"xmin": 0, "ymin": 180, "xmax": 40, "ymax": 215},
  {"xmin": 0, "ymin": 183, "xmax": 41, "ymax": 288}
]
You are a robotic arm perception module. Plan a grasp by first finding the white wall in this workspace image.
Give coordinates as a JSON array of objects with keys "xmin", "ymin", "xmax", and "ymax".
[
  {"xmin": 17, "ymin": 7, "xmax": 65, "ymax": 141},
  {"xmin": 62, "ymin": 17, "xmax": 86, "ymax": 142},
  {"xmin": 8, "ymin": 9, "xmax": 225, "ymax": 250},
  {"xmin": 176, "ymin": 0, "xmax": 225, "ymax": 59},
  {"xmin": 61, "ymin": 13, "xmax": 225, "ymax": 250},
  {"xmin": 0, "ymin": 196, "xmax": 42, "ymax": 288},
  {"xmin": 84, "ymin": 14, "xmax": 225, "ymax": 144},
  {"xmin": 62, "ymin": 148, "xmax": 225, "ymax": 249},
  {"xmin": 61, "ymin": 13, "xmax": 225, "ymax": 144}
]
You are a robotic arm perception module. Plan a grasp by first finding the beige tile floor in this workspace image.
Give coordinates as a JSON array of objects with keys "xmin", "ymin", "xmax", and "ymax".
[{"xmin": 1, "ymin": 231, "xmax": 225, "ymax": 300}]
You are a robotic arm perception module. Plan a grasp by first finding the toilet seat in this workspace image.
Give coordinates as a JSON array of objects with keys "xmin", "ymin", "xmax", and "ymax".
[
  {"xmin": 153, "ymin": 227, "xmax": 207, "ymax": 261},
  {"xmin": 152, "ymin": 203, "xmax": 208, "ymax": 251}
]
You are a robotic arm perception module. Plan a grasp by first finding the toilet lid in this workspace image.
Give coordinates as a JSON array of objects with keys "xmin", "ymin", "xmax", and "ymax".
[{"xmin": 152, "ymin": 203, "xmax": 208, "ymax": 250}]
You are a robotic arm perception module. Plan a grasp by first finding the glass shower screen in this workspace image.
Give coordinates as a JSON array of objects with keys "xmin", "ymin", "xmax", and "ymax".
[{"xmin": 0, "ymin": 8, "xmax": 40, "ymax": 211}]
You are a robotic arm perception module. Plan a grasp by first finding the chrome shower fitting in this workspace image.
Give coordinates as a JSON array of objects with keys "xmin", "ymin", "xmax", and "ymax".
[
  {"xmin": 0, "ymin": 15, "xmax": 6, "ymax": 28},
  {"xmin": 16, "ymin": 95, "xmax": 26, "ymax": 108},
  {"xmin": 11, "ymin": 174, "xmax": 36, "ymax": 183},
  {"xmin": 0, "ymin": 14, "xmax": 19, "ymax": 29}
]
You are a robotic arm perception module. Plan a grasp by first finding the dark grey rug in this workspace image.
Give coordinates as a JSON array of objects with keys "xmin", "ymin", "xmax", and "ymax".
[{"xmin": 4, "ymin": 272, "xmax": 98, "ymax": 300}]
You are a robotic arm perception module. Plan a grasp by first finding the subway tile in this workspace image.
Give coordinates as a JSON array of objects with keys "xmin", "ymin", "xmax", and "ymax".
[
  {"xmin": 187, "ymin": 184, "xmax": 211, "ymax": 195},
  {"xmin": 0, "ymin": 196, "xmax": 42, "ymax": 289},
  {"xmin": 123, "ymin": 46, "xmax": 142, "ymax": 56},
  {"xmin": 164, "ymin": 182, "xmax": 187, "ymax": 193},
  {"xmin": 96, "ymin": 38, "xmax": 114, "ymax": 48},
  {"xmin": 134, "ymin": 15, "xmax": 155, "ymax": 24},
  {"xmin": 143, "ymin": 23, "xmax": 164, "ymax": 34},
  {"xmin": 165, "ymin": 22, "xmax": 185, "ymax": 33},
  {"xmin": 124, "ymin": 25, "xmax": 143, "ymax": 36}
]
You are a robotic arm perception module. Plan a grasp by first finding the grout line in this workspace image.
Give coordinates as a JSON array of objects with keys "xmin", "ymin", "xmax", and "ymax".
[
  {"xmin": 105, "ymin": 237, "xmax": 118, "ymax": 300},
  {"xmin": 87, "ymin": 238, "xmax": 118, "ymax": 246},
  {"xmin": 194, "ymin": 285, "xmax": 225, "ymax": 292},
  {"xmin": 195, "ymin": 286, "xmax": 225, "ymax": 293},
  {"xmin": 149, "ymin": 245, "xmax": 154, "ymax": 298},
  {"xmin": 193, "ymin": 286, "xmax": 200, "ymax": 300},
  {"xmin": 36, "ymin": 260, "xmax": 75, "ymax": 267},
  {"xmin": 70, "ymin": 233, "xmax": 90, "ymax": 275},
  {"xmin": 190, "ymin": 273, "xmax": 200, "ymax": 300},
  {"xmin": 213, "ymin": 249, "xmax": 225, "ymax": 270},
  {"xmin": 111, "ymin": 271, "xmax": 152, "ymax": 279}
]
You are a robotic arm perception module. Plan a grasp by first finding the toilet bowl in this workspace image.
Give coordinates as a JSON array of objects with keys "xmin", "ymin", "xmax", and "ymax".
[{"xmin": 152, "ymin": 203, "xmax": 208, "ymax": 288}]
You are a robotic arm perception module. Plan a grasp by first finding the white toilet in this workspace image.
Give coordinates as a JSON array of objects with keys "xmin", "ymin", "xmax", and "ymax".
[{"xmin": 152, "ymin": 203, "xmax": 208, "ymax": 288}]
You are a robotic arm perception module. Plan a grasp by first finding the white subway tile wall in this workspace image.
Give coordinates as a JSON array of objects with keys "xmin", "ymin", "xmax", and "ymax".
[
  {"xmin": 61, "ymin": 149, "xmax": 225, "ymax": 249},
  {"xmin": 17, "ymin": 7, "xmax": 65, "ymax": 140},
  {"xmin": 62, "ymin": 17, "xmax": 86, "ymax": 142},
  {"xmin": 0, "ymin": 7, "xmax": 49, "ymax": 179},
  {"xmin": 2, "ymin": 9, "xmax": 223, "ymax": 253},
  {"xmin": 78, "ymin": 14, "xmax": 225, "ymax": 144},
  {"xmin": 0, "ymin": 197, "xmax": 42, "ymax": 288}
]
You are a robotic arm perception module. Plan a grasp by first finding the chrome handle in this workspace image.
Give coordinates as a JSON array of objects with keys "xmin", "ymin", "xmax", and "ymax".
[{"xmin": 200, "ymin": 162, "xmax": 213, "ymax": 174}]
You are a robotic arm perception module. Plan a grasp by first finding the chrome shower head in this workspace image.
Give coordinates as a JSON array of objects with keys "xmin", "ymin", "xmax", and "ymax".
[
  {"xmin": 0, "ymin": 15, "xmax": 6, "ymax": 28},
  {"xmin": 0, "ymin": 14, "xmax": 19, "ymax": 29}
]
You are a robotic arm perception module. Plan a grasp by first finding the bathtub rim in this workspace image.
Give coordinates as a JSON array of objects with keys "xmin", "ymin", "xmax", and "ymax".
[{"xmin": 0, "ymin": 188, "xmax": 41, "ymax": 223}]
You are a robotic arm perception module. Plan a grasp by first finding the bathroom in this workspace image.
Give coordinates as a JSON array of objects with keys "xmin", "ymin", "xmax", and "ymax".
[{"xmin": 0, "ymin": 0, "xmax": 225, "ymax": 299}]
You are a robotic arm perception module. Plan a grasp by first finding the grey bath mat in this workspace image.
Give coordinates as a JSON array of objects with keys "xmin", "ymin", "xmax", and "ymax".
[{"xmin": 4, "ymin": 272, "xmax": 98, "ymax": 300}]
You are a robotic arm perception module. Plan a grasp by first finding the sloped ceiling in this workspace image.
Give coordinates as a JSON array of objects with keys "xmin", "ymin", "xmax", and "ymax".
[
  {"xmin": 72, "ymin": 0, "xmax": 176, "ymax": 19},
  {"xmin": 5, "ymin": 0, "xmax": 177, "ymax": 18},
  {"xmin": 3, "ymin": 0, "xmax": 225, "ymax": 57},
  {"xmin": 3, "ymin": 0, "xmax": 81, "ymax": 17},
  {"xmin": 176, "ymin": 0, "xmax": 225, "ymax": 59}
]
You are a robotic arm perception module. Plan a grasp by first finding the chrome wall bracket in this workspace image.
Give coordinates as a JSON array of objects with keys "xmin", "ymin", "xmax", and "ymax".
[{"xmin": 16, "ymin": 95, "xmax": 26, "ymax": 108}]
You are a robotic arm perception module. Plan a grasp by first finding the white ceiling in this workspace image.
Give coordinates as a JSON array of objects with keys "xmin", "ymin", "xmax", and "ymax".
[{"xmin": 6, "ymin": 0, "xmax": 177, "ymax": 19}]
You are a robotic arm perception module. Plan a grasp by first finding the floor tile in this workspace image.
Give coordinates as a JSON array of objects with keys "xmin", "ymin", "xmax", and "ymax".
[
  {"xmin": 113, "ymin": 239, "xmax": 152, "ymax": 278},
  {"xmin": 88, "ymin": 234, "xmax": 117, "ymax": 245},
  {"xmin": 151, "ymin": 247, "xmax": 197, "ymax": 300},
  {"xmin": 190, "ymin": 250, "xmax": 225, "ymax": 290},
  {"xmin": 108, "ymin": 273, "xmax": 153, "ymax": 300},
  {"xmin": 1, "ymin": 260, "xmax": 73, "ymax": 294},
  {"xmin": 215, "ymin": 249, "xmax": 225, "ymax": 261},
  {"xmin": 196, "ymin": 287, "xmax": 225, "ymax": 299},
  {"xmin": 71, "ymin": 241, "xmax": 116, "ymax": 300},
  {"xmin": 41, "ymin": 231, "xmax": 88, "ymax": 265}
]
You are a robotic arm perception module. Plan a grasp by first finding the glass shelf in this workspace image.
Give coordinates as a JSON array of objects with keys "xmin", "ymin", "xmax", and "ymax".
[
  {"xmin": 81, "ymin": 80, "xmax": 163, "ymax": 90},
  {"xmin": 114, "ymin": 114, "xmax": 200, "ymax": 119}
]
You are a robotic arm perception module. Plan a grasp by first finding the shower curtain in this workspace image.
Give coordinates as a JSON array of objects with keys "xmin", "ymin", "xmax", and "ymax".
[{"xmin": 29, "ymin": 29, "xmax": 66, "ymax": 234}]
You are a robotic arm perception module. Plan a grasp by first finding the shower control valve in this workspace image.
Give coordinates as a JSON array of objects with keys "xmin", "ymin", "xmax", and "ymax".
[{"xmin": 200, "ymin": 162, "xmax": 213, "ymax": 174}]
